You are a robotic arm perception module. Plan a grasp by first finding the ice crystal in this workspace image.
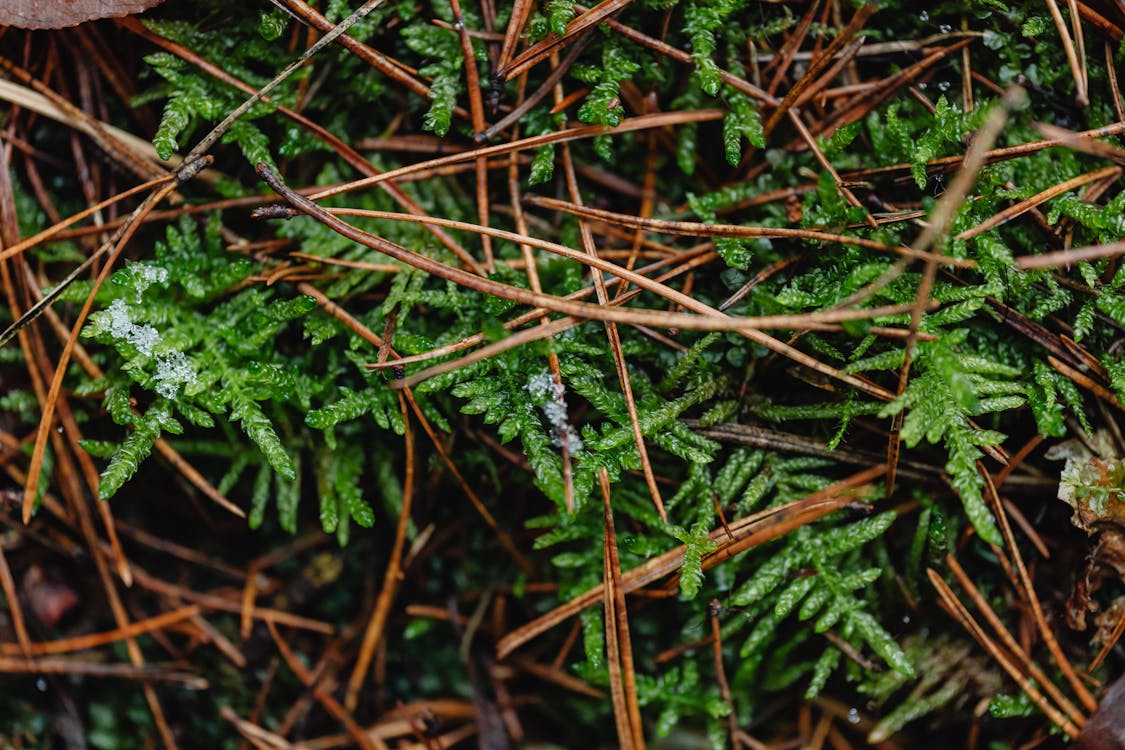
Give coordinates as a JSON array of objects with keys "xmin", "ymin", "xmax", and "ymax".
[
  {"xmin": 153, "ymin": 351, "xmax": 196, "ymax": 398},
  {"xmin": 106, "ymin": 299, "xmax": 161, "ymax": 356},
  {"xmin": 134, "ymin": 263, "xmax": 170, "ymax": 300},
  {"xmin": 526, "ymin": 372, "xmax": 583, "ymax": 452}
]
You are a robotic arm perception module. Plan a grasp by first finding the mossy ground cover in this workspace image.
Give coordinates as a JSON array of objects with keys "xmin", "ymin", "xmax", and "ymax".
[{"xmin": 1, "ymin": 1, "xmax": 1125, "ymax": 747}]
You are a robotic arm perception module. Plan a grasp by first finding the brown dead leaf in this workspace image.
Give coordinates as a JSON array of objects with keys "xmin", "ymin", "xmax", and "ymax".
[
  {"xmin": 1074, "ymin": 672, "xmax": 1125, "ymax": 750},
  {"xmin": 0, "ymin": 0, "xmax": 167, "ymax": 29}
]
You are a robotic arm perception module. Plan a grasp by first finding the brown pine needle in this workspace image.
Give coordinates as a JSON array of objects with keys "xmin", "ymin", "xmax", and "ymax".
[
  {"xmin": 345, "ymin": 393, "xmax": 416, "ymax": 711},
  {"xmin": 269, "ymin": 0, "xmax": 440, "ymax": 105},
  {"xmin": 21, "ymin": 179, "xmax": 181, "ymax": 523},
  {"xmin": 764, "ymin": 0, "xmax": 820, "ymax": 97},
  {"xmin": 818, "ymin": 39, "xmax": 975, "ymax": 136},
  {"xmin": 1015, "ymin": 239, "xmax": 1125, "ymax": 270},
  {"xmin": 266, "ymin": 621, "xmax": 386, "ymax": 750},
  {"xmin": 560, "ymin": 132, "xmax": 665, "ymax": 521},
  {"xmin": 524, "ymin": 194, "xmax": 973, "ymax": 267},
  {"xmin": 507, "ymin": 125, "xmax": 578, "ymax": 512},
  {"xmin": 1088, "ymin": 607, "xmax": 1125, "ymax": 674},
  {"xmin": 294, "ymin": 280, "xmax": 535, "ymax": 575},
  {"xmin": 0, "ymin": 174, "xmax": 173, "ymax": 262},
  {"xmin": 0, "ymin": 547, "xmax": 31, "ymax": 655},
  {"xmin": 258, "ymin": 167, "xmax": 906, "ymax": 403},
  {"xmin": 121, "ymin": 12, "xmax": 481, "ymax": 274},
  {"xmin": 600, "ymin": 469, "xmax": 645, "ymax": 750},
  {"xmin": 448, "ymin": 0, "xmax": 494, "ymax": 272},
  {"xmin": 305, "ymin": 109, "xmax": 726, "ymax": 203},
  {"xmin": 1033, "ymin": 121, "xmax": 1125, "ymax": 165},
  {"xmin": 944, "ymin": 555, "xmax": 1086, "ymax": 726},
  {"xmin": 887, "ymin": 85, "xmax": 1022, "ymax": 497},
  {"xmin": 850, "ymin": 118, "xmax": 1125, "ymax": 186},
  {"xmin": 761, "ymin": 4, "xmax": 876, "ymax": 136},
  {"xmin": 499, "ymin": 0, "xmax": 637, "ymax": 80},
  {"xmin": 477, "ymin": 33, "xmax": 595, "ymax": 143},
  {"xmin": 956, "ymin": 165, "xmax": 1121, "ymax": 241},
  {"xmin": 220, "ymin": 706, "xmax": 299, "ymax": 750},
  {"xmin": 580, "ymin": 7, "xmax": 776, "ymax": 105},
  {"xmin": 405, "ymin": 388, "xmax": 536, "ymax": 576},
  {"xmin": 131, "ymin": 565, "xmax": 334, "ymax": 634},
  {"xmin": 0, "ymin": 656, "xmax": 208, "ymax": 689},
  {"xmin": 496, "ymin": 0, "xmax": 533, "ymax": 71},
  {"xmin": 928, "ymin": 569, "xmax": 1082, "ymax": 739},
  {"xmin": 1046, "ymin": 0, "xmax": 1089, "ymax": 105},
  {"xmin": 979, "ymin": 467, "xmax": 1099, "ymax": 713},
  {"xmin": 0, "ymin": 605, "xmax": 202, "ymax": 657},
  {"xmin": 362, "ymin": 245, "xmax": 716, "ymax": 370},
  {"xmin": 497, "ymin": 465, "xmax": 882, "ymax": 659},
  {"xmin": 1047, "ymin": 355, "xmax": 1122, "ymax": 409}
]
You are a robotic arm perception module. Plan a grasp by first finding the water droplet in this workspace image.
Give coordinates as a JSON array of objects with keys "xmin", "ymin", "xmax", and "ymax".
[
  {"xmin": 918, "ymin": 82, "xmax": 927, "ymax": 90},
  {"xmin": 919, "ymin": 10, "xmax": 929, "ymax": 21},
  {"xmin": 938, "ymin": 81, "xmax": 951, "ymax": 92},
  {"xmin": 36, "ymin": 678, "xmax": 48, "ymax": 692},
  {"xmin": 902, "ymin": 615, "xmax": 911, "ymax": 625},
  {"xmin": 939, "ymin": 24, "xmax": 952, "ymax": 33},
  {"xmin": 57, "ymin": 426, "xmax": 63, "ymax": 433},
  {"xmin": 847, "ymin": 708, "xmax": 860, "ymax": 724}
]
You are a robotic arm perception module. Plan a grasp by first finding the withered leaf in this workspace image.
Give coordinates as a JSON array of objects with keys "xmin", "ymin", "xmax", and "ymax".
[
  {"xmin": 1, "ymin": 0, "xmax": 167, "ymax": 29},
  {"xmin": 1074, "ymin": 673, "xmax": 1125, "ymax": 750}
]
